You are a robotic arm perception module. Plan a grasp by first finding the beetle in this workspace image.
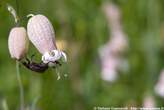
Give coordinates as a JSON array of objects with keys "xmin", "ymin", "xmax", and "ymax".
[{"xmin": 21, "ymin": 55, "xmax": 61, "ymax": 73}]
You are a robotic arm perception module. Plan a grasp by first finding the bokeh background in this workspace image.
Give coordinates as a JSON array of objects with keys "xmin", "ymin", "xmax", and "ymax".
[{"xmin": 0, "ymin": 0, "xmax": 164, "ymax": 109}]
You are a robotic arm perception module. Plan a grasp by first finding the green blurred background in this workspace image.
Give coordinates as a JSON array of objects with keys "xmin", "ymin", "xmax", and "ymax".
[{"xmin": 0, "ymin": 0, "xmax": 164, "ymax": 109}]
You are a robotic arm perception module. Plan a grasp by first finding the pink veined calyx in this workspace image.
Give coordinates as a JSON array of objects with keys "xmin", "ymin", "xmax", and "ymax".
[{"xmin": 27, "ymin": 14, "xmax": 67, "ymax": 67}]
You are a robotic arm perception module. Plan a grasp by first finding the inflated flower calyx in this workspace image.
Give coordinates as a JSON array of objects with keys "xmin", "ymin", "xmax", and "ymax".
[
  {"xmin": 27, "ymin": 14, "xmax": 67, "ymax": 66},
  {"xmin": 8, "ymin": 27, "xmax": 29, "ymax": 60}
]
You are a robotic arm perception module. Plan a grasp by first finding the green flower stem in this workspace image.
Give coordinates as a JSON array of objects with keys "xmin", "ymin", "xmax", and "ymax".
[{"xmin": 16, "ymin": 61, "xmax": 24, "ymax": 110}]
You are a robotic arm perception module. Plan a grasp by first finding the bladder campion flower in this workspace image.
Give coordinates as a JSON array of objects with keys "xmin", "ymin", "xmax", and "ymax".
[{"xmin": 27, "ymin": 14, "xmax": 67, "ymax": 67}]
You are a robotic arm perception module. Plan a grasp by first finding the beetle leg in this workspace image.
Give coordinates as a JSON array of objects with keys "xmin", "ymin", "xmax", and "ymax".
[
  {"xmin": 22, "ymin": 60, "xmax": 30, "ymax": 69},
  {"xmin": 25, "ymin": 57, "xmax": 30, "ymax": 64},
  {"xmin": 31, "ymin": 54, "xmax": 35, "ymax": 62},
  {"xmin": 55, "ymin": 61, "xmax": 62, "ymax": 66}
]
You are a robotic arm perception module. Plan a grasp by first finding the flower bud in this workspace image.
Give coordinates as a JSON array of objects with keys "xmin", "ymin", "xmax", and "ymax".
[
  {"xmin": 27, "ymin": 14, "xmax": 67, "ymax": 64},
  {"xmin": 8, "ymin": 27, "xmax": 29, "ymax": 60}
]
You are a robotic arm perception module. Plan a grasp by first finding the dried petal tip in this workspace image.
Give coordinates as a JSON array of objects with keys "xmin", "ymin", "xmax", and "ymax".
[
  {"xmin": 7, "ymin": 4, "xmax": 19, "ymax": 23},
  {"xmin": 42, "ymin": 50, "xmax": 67, "ymax": 66},
  {"xmin": 8, "ymin": 27, "xmax": 29, "ymax": 60}
]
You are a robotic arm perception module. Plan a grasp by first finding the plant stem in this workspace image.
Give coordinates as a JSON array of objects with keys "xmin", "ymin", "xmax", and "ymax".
[
  {"xmin": 16, "ymin": 61, "xmax": 24, "ymax": 110},
  {"xmin": 15, "ymin": 0, "xmax": 19, "ymax": 17}
]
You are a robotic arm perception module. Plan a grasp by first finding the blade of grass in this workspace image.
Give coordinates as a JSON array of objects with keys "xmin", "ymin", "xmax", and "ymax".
[
  {"xmin": 2, "ymin": 99, "xmax": 9, "ymax": 110},
  {"xmin": 31, "ymin": 96, "xmax": 40, "ymax": 110}
]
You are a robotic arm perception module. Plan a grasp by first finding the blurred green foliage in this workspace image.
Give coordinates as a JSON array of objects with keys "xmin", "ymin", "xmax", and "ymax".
[{"xmin": 0, "ymin": 0, "xmax": 164, "ymax": 110}]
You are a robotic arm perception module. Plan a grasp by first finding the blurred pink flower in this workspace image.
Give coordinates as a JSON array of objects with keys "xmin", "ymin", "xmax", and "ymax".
[
  {"xmin": 102, "ymin": 2, "xmax": 121, "ymax": 30},
  {"xmin": 99, "ymin": 2, "xmax": 128, "ymax": 82},
  {"xmin": 109, "ymin": 31, "xmax": 128, "ymax": 54},
  {"xmin": 155, "ymin": 70, "xmax": 164, "ymax": 97},
  {"xmin": 143, "ymin": 95, "xmax": 155, "ymax": 108},
  {"xmin": 100, "ymin": 54, "xmax": 121, "ymax": 82}
]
